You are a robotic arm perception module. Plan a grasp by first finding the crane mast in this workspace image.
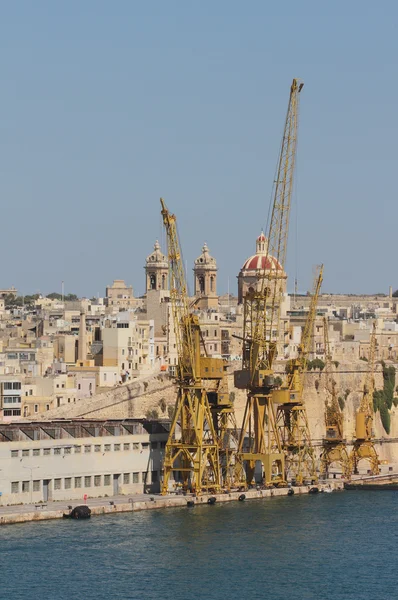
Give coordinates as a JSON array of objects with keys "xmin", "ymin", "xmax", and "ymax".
[
  {"xmin": 235, "ymin": 78, "xmax": 303, "ymax": 486},
  {"xmin": 320, "ymin": 317, "xmax": 351, "ymax": 478},
  {"xmin": 276, "ymin": 265, "xmax": 323, "ymax": 484},
  {"xmin": 160, "ymin": 199, "xmax": 242, "ymax": 493},
  {"xmin": 351, "ymin": 322, "xmax": 379, "ymax": 475},
  {"xmin": 160, "ymin": 198, "xmax": 221, "ymax": 494}
]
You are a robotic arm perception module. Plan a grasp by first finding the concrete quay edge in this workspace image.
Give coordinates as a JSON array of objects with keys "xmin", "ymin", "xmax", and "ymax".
[{"xmin": 0, "ymin": 482, "xmax": 343, "ymax": 526}]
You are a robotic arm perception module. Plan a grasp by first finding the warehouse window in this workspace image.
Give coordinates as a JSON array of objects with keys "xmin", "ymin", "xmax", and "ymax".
[
  {"xmin": 64, "ymin": 447, "xmax": 71, "ymax": 455},
  {"xmin": 94, "ymin": 475, "xmax": 101, "ymax": 487},
  {"xmin": 114, "ymin": 444, "xmax": 120, "ymax": 452},
  {"xmin": 11, "ymin": 450, "xmax": 19, "ymax": 458},
  {"xmin": 22, "ymin": 481, "xmax": 30, "ymax": 493},
  {"xmin": 64, "ymin": 478, "xmax": 72, "ymax": 490},
  {"xmin": 84, "ymin": 445, "xmax": 91, "ymax": 453},
  {"xmin": 11, "ymin": 482, "xmax": 19, "ymax": 494},
  {"xmin": 84, "ymin": 476, "xmax": 91, "ymax": 488},
  {"xmin": 22, "ymin": 449, "xmax": 30, "ymax": 457},
  {"xmin": 43, "ymin": 448, "xmax": 51, "ymax": 456},
  {"xmin": 75, "ymin": 477, "xmax": 82, "ymax": 489},
  {"xmin": 94, "ymin": 445, "xmax": 101, "ymax": 453},
  {"xmin": 132, "ymin": 472, "xmax": 139, "ymax": 484},
  {"xmin": 123, "ymin": 473, "xmax": 130, "ymax": 484},
  {"xmin": 33, "ymin": 480, "xmax": 40, "ymax": 492},
  {"xmin": 74, "ymin": 446, "xmax": 81, "ymax": 454},
  {"xmin": 54, "ymin": 479, "xmax": 61, "ymax": 490},
  {"xmin": 123, "ymin": 443, "xmax": 130, "ymax": 451},
  {"xmin": 54, "ymin": 448, "xmax": 61, "ymax": 455},
  {"xmin": 33, "ymin": 449, "xmax": 40, "ymax": 457},
  {"xmin": 104, "ymin": 475, "xmax": 111, "ymax": 486},
  {"xmin": 133, "ymin": 443, "xmax": 139, "ymax": 451},
  {"xmin": 104, "ymin": 444, "xmax": 111, "ymax": 452}
]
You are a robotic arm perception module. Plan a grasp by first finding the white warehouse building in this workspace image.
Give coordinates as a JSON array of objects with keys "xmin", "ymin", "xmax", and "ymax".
[{"xmin": 0, "ymin": 419, "xmax": 168, "ymax": 506}]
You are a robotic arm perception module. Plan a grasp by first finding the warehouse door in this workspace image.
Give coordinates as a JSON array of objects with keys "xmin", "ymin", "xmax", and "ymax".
[
  {"xmin": 43, "ymin": 480, "xmax": 51, "ymax": 502},
  {"xmin": 113, "ymin": 474, "xmax": 120, "ymax": 495}
]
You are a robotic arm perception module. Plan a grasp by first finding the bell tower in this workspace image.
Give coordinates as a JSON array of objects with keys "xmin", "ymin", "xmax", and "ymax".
[
  {"xmin": 193, "ymin": 243, "xmax": 218, "ymax": 309},
  {"xmin": 145, "ymin": 240, "xmax": 169, "ymax": 293}
]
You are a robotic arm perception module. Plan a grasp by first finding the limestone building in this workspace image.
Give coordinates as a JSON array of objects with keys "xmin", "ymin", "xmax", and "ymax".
[{"xmin": 105, "ymin": 280, "xmax": 134, "ymax": 311}]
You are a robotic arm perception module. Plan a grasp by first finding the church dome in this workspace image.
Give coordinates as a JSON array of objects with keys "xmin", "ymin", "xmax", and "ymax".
[{"xmin": 240, "ymin": 232, "xmax": 284, "ymax": 274}]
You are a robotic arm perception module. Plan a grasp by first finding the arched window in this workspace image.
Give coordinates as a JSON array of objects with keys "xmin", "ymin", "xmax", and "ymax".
[
  {"xmin": 162, "ymin": 274, "xmax": 166, "ymax": 290},
  {"xmin": 149, "ymin": 274, "xmax": 156, "ymax": 290},
  {"xmin": 198, "ymin": 276, "xmax": 205, "ymax": 294},
  {"xmin": 210, "ymin": 276, "xmax": 214, "ymax": 293}
]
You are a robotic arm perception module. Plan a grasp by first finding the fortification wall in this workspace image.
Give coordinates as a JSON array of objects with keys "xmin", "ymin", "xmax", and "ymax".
[{"xmin": 30, "ymin": 373, "xmax": 177, "ymax": 420}]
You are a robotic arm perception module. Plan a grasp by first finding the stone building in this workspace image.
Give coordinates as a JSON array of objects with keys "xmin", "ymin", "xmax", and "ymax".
[{"xmin": 105, "ymin": 280, "xmax": 134, "ymax": 311}]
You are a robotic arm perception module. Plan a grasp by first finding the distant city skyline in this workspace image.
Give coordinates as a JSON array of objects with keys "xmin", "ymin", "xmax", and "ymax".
[{"xmin": 2, "ymin": 1, "xmax": 397, "ymax": 297}]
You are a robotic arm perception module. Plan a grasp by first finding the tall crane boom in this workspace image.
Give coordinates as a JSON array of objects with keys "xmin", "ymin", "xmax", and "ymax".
[
  {"xmin": 276, "ymin": 265, "xmax": 323, "ymax": 484},
  {"xmin": 351, "ymin": 322, "xmax": 379, "ymax": 475},
  {"xmin": 235, "ymin": 79, "xmax": 303, "ymax": 486},
  {"xmin": 320, "ymin": 317, "xmax": 351, "ymax": 478},
  {"xmin": 160, "ymin": 199, "xmax": 221, "ymax": 494},
  {"xmin": 286, "ymin": 265, "xmax": 324, "ymax": 397},
  {"xmin": 160, "ymin": 198, "xmax": 199, "ymax": 382},
  {"xmin": 250, "ymin": 78, "xmax": 304, "ymax": 377},
  {"xmin": 160, "ymin": 199, "xmax": 243, "ymax": 493}
]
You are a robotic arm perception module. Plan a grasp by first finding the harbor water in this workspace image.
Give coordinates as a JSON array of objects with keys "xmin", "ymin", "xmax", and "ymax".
[{"xmin": 2, "ymin": 491, "xmax": 397, "ymax": 600}]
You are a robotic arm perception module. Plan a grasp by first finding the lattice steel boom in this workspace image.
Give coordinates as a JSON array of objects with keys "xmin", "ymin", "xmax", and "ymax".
[
  {"xmin": 277, "ymin": 265, "xmax": 323, "ymax": 484},
  {"xmin": 320, "ymin": 316, "xmax": 351, "ymax": 478},
  {"xmin": 235, "ymin": 79, "xmax": 303, "ymax": 486},
  {"xmin": 160, "ymin": 198, "xmax": 221, "ymax": 494},
  {"xmin": 351, "ymin": 322, "xmax": 379, "ymax": 475}
]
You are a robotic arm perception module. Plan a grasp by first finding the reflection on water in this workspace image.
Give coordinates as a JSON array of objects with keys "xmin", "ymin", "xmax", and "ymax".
[{"xmin": 2, "ymin": 492, "xmax": 397, "ymax": 600}]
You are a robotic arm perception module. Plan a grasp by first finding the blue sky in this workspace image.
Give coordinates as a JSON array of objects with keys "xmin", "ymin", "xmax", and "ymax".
[{"xmin": 1, "ymin": 1, "xmax": 397, "ymax": 298}]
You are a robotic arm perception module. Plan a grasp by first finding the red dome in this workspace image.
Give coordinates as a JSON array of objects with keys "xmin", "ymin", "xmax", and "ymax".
[{"xmin": 241, "ymin": 254, "xmax": 283, "ymax": 272}]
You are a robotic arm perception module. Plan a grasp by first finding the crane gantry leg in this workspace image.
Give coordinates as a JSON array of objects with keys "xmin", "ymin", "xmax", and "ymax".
[
  {"xmin": 161, "ymin": 386, "xmax": 221, "ymax": 495},
  {"xmin": 237, "ymin": 392, "xmax": 285, "ymax": 486},
  {"xmin": 320, "ymin": 444, "xmax": 352, "ymax": 479},
  {"xmin": 351, "ymin": 440, "xmax": 379, "ymax": 476},
  {"xmin": 276, "ymin": 402, "xmax": 317, "ymax": 484}
]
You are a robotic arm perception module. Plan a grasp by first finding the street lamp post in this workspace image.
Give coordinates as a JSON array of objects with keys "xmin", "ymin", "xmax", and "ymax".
[{"xmin": 23, "ymin": 466, "xmax": 40, "ymax": 505}]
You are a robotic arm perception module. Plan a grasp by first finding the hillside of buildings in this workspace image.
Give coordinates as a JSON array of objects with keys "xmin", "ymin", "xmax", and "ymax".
[{"xmin": 1, "ymin": 235, "xmax": 398, "ymax": 465}]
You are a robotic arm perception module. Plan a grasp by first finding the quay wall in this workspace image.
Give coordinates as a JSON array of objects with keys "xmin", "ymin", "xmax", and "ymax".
[{"xmin": 0, "ymin": 483, "xmax": 343, "ymax": 526}]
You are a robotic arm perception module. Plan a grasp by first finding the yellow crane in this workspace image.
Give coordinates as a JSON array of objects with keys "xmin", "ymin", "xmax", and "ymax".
[
  {"xmin": 320, "ymin": 317, "xmax": 351, "ymax": 478},
  {"xmin": 276, "ymin": 265, "xmax": 323, "ymax": 484},
  {"xmin": 350, "ymin": 322, "xmax": 379, "ymax": 475},
  {"xmin": 235, "ymin": 78, "xmax": 303, "ymax": 486},
  {"xmin": 160, "ymin": 198, "xmax": 242, "ymax": 494}
]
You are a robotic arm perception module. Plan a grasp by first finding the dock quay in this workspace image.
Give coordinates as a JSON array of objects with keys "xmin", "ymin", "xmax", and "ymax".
[
  {"xmin": 344, "ymin": 472, "xmax": 398, "ymax": 490},
  {"xmin": 0, "ymin": 482, "xmax": 343, "ymax": 526}
]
